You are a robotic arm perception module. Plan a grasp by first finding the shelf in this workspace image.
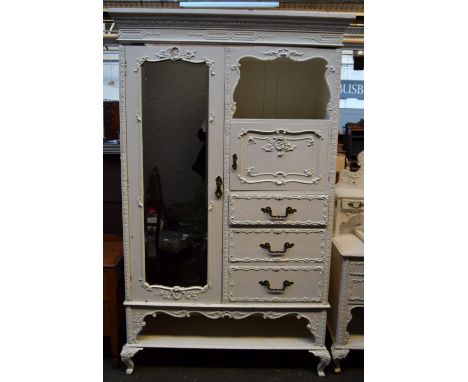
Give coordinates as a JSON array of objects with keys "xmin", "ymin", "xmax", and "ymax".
[
  {"xmin": 334, "ymin": 334, "xmax": 363, "ymax": 350},
  {"xmin": 136, "ymin": 334, "xmax": 317, "ymax": 350},
  {"xmin": 135, "ymin": 312, "xmax": 321, "ymax": 350}
]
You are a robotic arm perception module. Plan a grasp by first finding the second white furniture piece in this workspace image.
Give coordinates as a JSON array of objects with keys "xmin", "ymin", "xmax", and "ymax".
[
  {"xmin": 328, "ymin": 152, "xmax": 364, "ymax": 372},
  {"xmin": 333, "ymin": 151, "xmax": 364, "ymax": 235},
  {"xmin": 110, "ymin": 7, "xmax": 354, "ymax": 377},
  {"xmin": 328, "ymin": 233, "xmax": 364, "ymax": 373}
]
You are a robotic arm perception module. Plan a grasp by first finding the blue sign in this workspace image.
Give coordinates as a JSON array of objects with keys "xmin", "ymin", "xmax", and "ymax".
[{"xmin": 341, "ymin": 80, "xmax": 364, "ymax": 100}]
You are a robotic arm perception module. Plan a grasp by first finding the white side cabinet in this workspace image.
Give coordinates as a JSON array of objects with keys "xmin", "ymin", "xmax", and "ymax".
[
  {"xmin": 328, "ymin": 152, "xmax": 364, "ymax": 372},
  {"xmin": 110, "ymin": 8, "xmax": 353, "ymax": 377},
  {"xmin": 327, "ymin": 234, "xmax": 364, "ymax": 373}
]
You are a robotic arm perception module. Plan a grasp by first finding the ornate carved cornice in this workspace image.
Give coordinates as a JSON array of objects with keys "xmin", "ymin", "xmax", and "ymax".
[{"xmin": 109, "ymin": 8, "xmax": 354, "ymax": 35}]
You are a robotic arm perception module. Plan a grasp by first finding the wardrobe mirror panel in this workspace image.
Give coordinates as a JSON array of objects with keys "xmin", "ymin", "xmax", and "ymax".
[
  {"xmin": 141, "ymin": 60, "xmax": 209, "ymax": 288},
  {"xmin": 233, "ymin": 56, "xmax": 330, "ymax": 119}
]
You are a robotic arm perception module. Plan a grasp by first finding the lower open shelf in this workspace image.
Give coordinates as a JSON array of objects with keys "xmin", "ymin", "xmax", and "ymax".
[
  {"xmin": 344, "ymin": 334, "xmax": 364, "ymax": 349},
  {"xmin": 136, "ymin": 335, "xmax": 317, "ymax": 350},
  {"xmin": 332, "ymin": 334, "xmax": 364, "ymax": 350},
  {"xmin": 135, "ymin": 312, "xmax": 320, "ymax": 350}
]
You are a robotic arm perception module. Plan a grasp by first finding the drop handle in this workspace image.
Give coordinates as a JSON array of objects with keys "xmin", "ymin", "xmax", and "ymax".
[
  {"xmin": 259, "ymin": 280, "xmax": 294, "ymax": 294},
  {"xmin": 232, "ymin": 154, "xmax": 238, "ymax": 170},
  {"xmin": 348, "ymin": 201, "xmax": 364, "ymax": 208},
  {"xmin": 261, "ymin": 206, "xmax": 297, "ymax": 219},
  {"xmin": 259, "ymin": 242, "xmax": 295, "ymax": 256},
  {"xmin": 215, "ymin": 176, "xmax": 223, "ymax": 198}
]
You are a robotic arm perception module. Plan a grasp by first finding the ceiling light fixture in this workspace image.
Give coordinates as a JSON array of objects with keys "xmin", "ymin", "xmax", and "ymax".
[{"xmin": 180, "ymin": 2, "xmax": 279, "ymax": 8}]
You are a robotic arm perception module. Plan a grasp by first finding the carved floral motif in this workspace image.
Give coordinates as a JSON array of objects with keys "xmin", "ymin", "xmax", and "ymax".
[
  {"xmin": 155, "ymin": 47, "xmax": 196, "ymax": 60},
  {"xmin": 138, "ymin": 278, "xmax": 211, "ymax": 300},
  {"xmin": 263, "ymin": 48, "xmax": 304, "ymax": 58},
  {"xmin": 235, "ymin": 128, "xmax": 324, "ymax": 184},
  {"xmin": 261, "ymin": 135, "xmax": 297, "ymax": 156},
  {"xmin": 127, "ymin": 308, "xmax": 322, "ymax": 341},
  {"xmin": 134, "ymin": 46, "xmax": 216, "ymax": 75}
]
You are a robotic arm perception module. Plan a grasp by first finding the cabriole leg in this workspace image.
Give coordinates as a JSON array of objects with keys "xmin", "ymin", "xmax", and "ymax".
[
  {"xmin": 120, "ymin": 345, "xmax": 143, "ymax": 375},
  {"xmin": 331, "ymin": 344, "xmax": 349, "ymax": 373},
  {"xmin": 309, "ymin": 348, "xmax": 331, "ymax": 377}
]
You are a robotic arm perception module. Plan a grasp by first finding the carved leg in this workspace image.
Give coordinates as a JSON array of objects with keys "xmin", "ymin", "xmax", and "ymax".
[
  {"xmin": 331, "ymin": 344, "xmax": 349, "ymax": 373},
  {"xmin": 120, "ymin": 345, "xmax": 143, "ymax": 375},
  {"xmin": 309, "ymin": 349, "xmax": 331, "ymax": 377}
]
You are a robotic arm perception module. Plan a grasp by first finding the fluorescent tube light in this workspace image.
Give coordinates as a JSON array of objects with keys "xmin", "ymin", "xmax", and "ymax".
[{"xmin": 180, "ymin": 2, "xmax": 279, "ymax": 8}]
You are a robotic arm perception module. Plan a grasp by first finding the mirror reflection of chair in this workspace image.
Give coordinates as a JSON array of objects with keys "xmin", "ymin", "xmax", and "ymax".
[
  {"xmin": 147, "ymin": 166, "xmax": 165, "ymax": 251},
  {"xmin": 145, "ymin": 165, "xmax": 202, "ymax": 287}
]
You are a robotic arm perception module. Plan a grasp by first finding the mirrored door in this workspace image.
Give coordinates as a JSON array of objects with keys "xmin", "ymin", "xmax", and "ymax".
[{"xmin": 124, "ymin": 45, "xmax": 224, "ymax": 302}]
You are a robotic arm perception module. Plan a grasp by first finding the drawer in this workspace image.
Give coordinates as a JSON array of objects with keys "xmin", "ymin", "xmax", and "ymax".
[
  {"xmin": 229, "ymin": 119, "xmax": 331, "ymax": 192},
  {"xmin": 229, "ymin": 193, "xmax": 328, "ymax": 226},
  {"xmin": 228, "ymin": 228, "xmax": 326, "ymax": 263},
  {"xmin": 349, "ymin": 261, "xmax": 364, "ymax": 276},
  {"xmin": 341, "ymin": 198, "xmax": 364, "ymax": 211},
  {"xmin": 227, "ymin": 266, "xmax": 324, "ymax": 302},
  {"xmin": 348, "ymin": 276, "xmax": 364, "ymax": 303}
]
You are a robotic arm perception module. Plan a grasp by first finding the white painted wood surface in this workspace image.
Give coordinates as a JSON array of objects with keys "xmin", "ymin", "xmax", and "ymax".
[
  {"xmin": 111, "ymin": 7, "xmax": 352, "ymax": 377},
  {"xmin": 328, "ymin": 154, "xmax": 364, "ymax": 373}
]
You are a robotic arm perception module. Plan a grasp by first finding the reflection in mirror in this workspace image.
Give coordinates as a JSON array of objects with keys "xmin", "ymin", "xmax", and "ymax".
[
  {"xmin": 141, "ymin": 60, "xmax": 209, "ymax": 287},
  {"xmin": 233, "ymin": 56, "xmax": 330, "ymax": 119}
]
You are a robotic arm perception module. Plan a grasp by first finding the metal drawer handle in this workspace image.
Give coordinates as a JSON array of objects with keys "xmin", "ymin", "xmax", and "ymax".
[
  {"xmin": 259, "ymin": 242, "xmax": 295, "ymax": 256},
  {"xmin": 259, "ymin": 280, "xmax": 294, "ymax": 294},
  {"xmin": 232, "ymin": 154, "xmax": 238, "ymax": 170},
  {"xmin": 215, "ymin": 176, "xmax": 223, "ymax": 199},
  {"xmin": 261, "ymin": 206, "xmax": 297, "ymax": 219},
  {"xmin": 347, "ymin": 201, "xmax": 364, "ymax": 208}
]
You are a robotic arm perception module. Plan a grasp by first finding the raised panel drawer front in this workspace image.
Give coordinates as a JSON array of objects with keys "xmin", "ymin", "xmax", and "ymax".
[
  {"xmin": 349, "ymin": 261, "xmax": 364, "ymax": 276},
  {"xmin": 348, "ymin": 276, "xmax": 364, "ymax": 303},
  {"xmin": 230, "ymin": 120, "xmax": 331, "ymax": 191},
  {"xmin": 229, "ymin": 193, "xmax": 328, "ymax": 226},
  {"xmin": 228, "ymin": 228, "xmax": 326, "ymax": 263},
  {"xmin": 228, "ymin": 266, "xmax": 324, "ymax": 303},
  {"xmin": 341, "ymin": 199, "xmax": 364, "ymax": 211}
]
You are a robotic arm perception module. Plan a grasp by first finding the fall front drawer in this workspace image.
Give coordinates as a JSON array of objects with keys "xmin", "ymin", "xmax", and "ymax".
[
  {"xmin": 229, "ymin": 193, "xmax": 329, "ymax": 226},
  {"xmin": 228, "ymin": 228, "xmax": 326, "ymax": 263},
  {"xmin": 227, "ymin": 266, "xmax": 325, "ymax": 303}
]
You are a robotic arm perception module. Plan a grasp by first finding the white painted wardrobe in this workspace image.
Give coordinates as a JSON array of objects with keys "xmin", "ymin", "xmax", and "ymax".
[{"xmin": 110, "ymin": 7, "xmax": 353, "ymax": 376}]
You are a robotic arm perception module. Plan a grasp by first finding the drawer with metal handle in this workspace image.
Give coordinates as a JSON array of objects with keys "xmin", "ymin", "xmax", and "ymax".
[
  {"xmin": 228, "ymin": 228, "xmax": 326, "ymax": 263},
  {"xmin": 229, "ymin": 193, "xmax": 328, "ymax": 226},
  {"xmin": 341, "ymin": 199, "xmax": 364, "ymax": 211},
  {"xmin": 227, "ymin": 265, "xmax": 325, "ymax": 303}
]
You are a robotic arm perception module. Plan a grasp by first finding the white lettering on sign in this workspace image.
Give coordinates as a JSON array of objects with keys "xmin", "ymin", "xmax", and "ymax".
[
  {"xmin": 340, "ymin": 81, "xmax": 364, "ymax": 99},
  {"xmin": 341, "ymin": 83, "xmax": 364, "ymax": 94}
]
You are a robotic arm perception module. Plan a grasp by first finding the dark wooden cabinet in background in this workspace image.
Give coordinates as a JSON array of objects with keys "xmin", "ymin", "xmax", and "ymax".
[
  {"xmin": 103, "ymin": 235, "xmax": 124, "ymax": 368},
  {"xmin": 104, "ymin": 101, "xmax": 120, "ymax": 140},
  {"xmin": 343, "ymin": 119, "xmax": 364, "ymax": 159},
  {"xmin": 103, "ymin": 154, "xmax": 122, "ymax": 235}
]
